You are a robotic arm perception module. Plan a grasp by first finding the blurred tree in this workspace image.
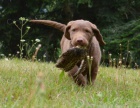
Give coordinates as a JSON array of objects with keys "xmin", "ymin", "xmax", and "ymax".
[{"xmin": 0, "ymin": 0, "xmax": 140, "ymax": 64}]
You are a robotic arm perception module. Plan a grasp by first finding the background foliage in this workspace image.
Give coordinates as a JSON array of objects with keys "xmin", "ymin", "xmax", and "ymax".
[{"xmin": 0, "ymin": 0, "xmax": 140, "ymax": 64}]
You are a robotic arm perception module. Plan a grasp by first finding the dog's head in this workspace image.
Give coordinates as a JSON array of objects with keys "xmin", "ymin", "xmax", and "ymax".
[{"xmin": 64, "ymin": 20, "xmax": 106, "ymax": 47}]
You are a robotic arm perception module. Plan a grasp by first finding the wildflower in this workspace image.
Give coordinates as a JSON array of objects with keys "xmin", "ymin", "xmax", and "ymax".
[
  {"xmin": 96, "ymin": 92, "xmax": 103, "ymax": 98},
  {"xmin": 0, "ymin": 54, "xmax": 5, "ymax": 57},
  {"xmin": 11, "ymin": 95, "xmax": 14, "ymax": 99},
  {"xmin": 17, "ymin": 51, "xmax": 20, "ymax": 54},
  {"xmin": 109, "ymin": 53, "xmax": 112, "ymax": 57},
  {"xmin": 87, "ymin": 55, "xmax": 90, "ymax": 60},
  {"xmin": 91, "ymin": 56, "xmax": 93, "ymax": 60},
  {"xmin": 43, "ymin": 55, "xmax": 46, "ymax": 58},
  {"xmin": 36, "ymin": 47, "xmax": 39, "ymax": 50},
  {"xmin": 19, "ymin": 17, "xmax": 25, "ymax": 21},
  {"xmin": 20, "ymin": 39, "xmax": 25, "ymax": 42},
  {"xmin": 5, "ymin": 58, "xmax": 9, "ymax": 61},
  {"xmin": 35, "ymin": 39, "xmax": 40, "ymax": 42},
  {"xmin": 25, "ymin": 19, "xmax": 29, "ymax": 21},
  {"xmin": 38, "ymin": 44, "xmax": 42, "ymax": 47},
  {"xmin": 0, "ymin": 54, "xmax": 4, "ymax": 57},
  {"xmin": 8, "ymin": 54, "xmax": 11, "ymax": 56},
  {"xmin": 26, "ymin": 26, "xmax": 30, "ymax": 29},
  {"xmin": 36, "ymin": 44, "xmax": 41, "ymax": 50},
  {"xmin": 13, "ymin": 21, "xmax": 16, "ymax": 24},
  {"xmin": 119, "ymin": 59, "xmax": 122, "ymax": 64}
]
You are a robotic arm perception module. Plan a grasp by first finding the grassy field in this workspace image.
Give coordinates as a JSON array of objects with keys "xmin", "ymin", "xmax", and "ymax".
[{"xmin": 0, "ymin": 58, "xmax": 140, "ymax": 108}]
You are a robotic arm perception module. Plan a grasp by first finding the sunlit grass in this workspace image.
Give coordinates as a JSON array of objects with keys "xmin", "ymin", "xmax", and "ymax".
[{"xmin": 0, "ymin": 58, "xmax": 140, "ymax": 108}]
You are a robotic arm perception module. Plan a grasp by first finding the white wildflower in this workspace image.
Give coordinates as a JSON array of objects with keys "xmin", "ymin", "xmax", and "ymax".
[
  {"xmin": 20, "ymin": 39, "xmax": 25, "ymax": 42},
  {"xmin": 5, "ymin": 58, "xmax": 9, "ymax": 61},
  {"xmin": 43, "ymin": 55, "xmax": 46, "ymax": 58},
  {"xmin": 109, "ymin": 53, "xmax": 112, "ymax": 56},
  {"xmin": 96, "ymin": 92, "xmax": 103, "ymax": 98},
  {"xmin": 87, "ymin": 56, "xmax": 90, "ymax": 59},
  {"xmin": 35, "ymin": 39, "xmax": 40, "ymax": 42},
  {"xmin": 13, "ymin": 21, "xmax": 16, "ymax": 24},
  {"xmin": 19, "ymin": 17, "xmax": 25, "ymax": 21},
  {"xmin": 91, "ymin": 56, "xmax": 93, "ymax": 60},
  {"xmin": 0, "ymin": 54, "xmax": 4, "ymax": 57},
  {"xmin": 25, "ymin": 19, "xmax": 29, "ymax": 21},
  {"xmin": 17, "ymin": 51, "xmax": 20, "ymax": 54},
  {"xmin": 38, "ymin": 44, "xmax": 42, "ymax": 47},
  {"xmin": 26, "ymin": 26, "xmax": 30, "ymax": 29},
  {"xmin": 113, "ymin": 58, "xmax": 116, "ymax": 61}
]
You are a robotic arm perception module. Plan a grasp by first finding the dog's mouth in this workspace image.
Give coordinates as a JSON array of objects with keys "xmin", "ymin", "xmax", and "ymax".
[{"xmin": 73, "ymin": 45, "xmax": 87, "ymax": 49}]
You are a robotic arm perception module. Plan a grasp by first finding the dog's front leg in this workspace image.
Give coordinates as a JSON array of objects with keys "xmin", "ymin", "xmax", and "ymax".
[{"xmin": 68, "ymin": 65, "xmax": 87, "ymax": 86}]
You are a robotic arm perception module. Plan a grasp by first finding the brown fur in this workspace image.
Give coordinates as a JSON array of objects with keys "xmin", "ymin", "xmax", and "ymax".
[{"xmin": 30, "ymin": 19, "xmax": 105, "ymax": 86}]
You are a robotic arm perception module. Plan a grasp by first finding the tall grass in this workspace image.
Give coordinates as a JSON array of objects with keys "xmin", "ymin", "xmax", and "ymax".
[{"xmin": 0, "ymin": 58, "xmax": 140, "ymax": 108}]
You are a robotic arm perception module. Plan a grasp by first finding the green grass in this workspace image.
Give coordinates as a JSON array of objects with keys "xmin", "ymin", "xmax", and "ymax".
[{"xmin": 0, "ymin": 58, "xmax": 140, "ymax": 108}]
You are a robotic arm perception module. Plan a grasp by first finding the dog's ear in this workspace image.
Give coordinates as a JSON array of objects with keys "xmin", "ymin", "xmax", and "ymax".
[
  {"xmin": 64, "ymin": 21, "xmax": 74, "ymax": 40},
  {"xmin": 90, "ymin": 23, "xmax": 106, "ymax": 45}
]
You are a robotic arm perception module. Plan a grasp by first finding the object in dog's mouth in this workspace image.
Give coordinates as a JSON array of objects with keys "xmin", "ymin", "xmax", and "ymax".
[{"xmin": 56, "ymin": 46, "xmax": 87, "ymax": 72}]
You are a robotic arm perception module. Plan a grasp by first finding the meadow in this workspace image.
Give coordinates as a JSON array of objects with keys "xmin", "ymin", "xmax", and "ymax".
[{"xmin": 0, "ymin": 58, "xmax": 140, "ymax": 108}]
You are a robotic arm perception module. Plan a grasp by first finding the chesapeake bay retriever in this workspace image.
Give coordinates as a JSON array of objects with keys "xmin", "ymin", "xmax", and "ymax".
[{"xmin": 30, "ymin": 19, "xmax": 106, "ymax": 86}]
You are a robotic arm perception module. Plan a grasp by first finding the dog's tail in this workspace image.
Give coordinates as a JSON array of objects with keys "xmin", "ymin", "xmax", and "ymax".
[{"xmin": 29, "ymin": 20, "xmax": 66, "ymax": 32}]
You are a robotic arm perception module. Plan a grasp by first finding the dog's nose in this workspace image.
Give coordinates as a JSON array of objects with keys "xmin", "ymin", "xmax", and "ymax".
[{"xmin": 77, "ymin": 39, "xmax": 83, "ymax": 44}]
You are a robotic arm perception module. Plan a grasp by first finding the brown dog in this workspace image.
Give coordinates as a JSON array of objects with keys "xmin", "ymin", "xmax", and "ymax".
[{"xmin": 30, "ymin": 20, "xmax": 105, "ymax": 86}]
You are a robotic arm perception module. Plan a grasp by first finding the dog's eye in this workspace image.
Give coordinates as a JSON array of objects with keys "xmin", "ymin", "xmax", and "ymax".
[
  {"xmin": 85, "ymin": 29, "xmax": 90, "ymax": 33},
  {"xmin": 72, "ymin": 28, "xmax": 77, "ymax": 32}
]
